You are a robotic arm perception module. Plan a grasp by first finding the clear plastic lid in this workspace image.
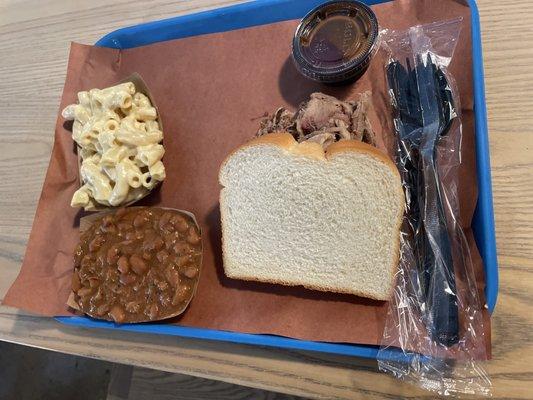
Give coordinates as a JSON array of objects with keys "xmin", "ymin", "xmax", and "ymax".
[{"xmin": 292, "ymin": 1, "xmax": 379, "ymax": 83}]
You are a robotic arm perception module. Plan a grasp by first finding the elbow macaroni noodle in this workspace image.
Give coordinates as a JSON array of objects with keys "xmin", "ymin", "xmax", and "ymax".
[{"xmin": 63, "ymin": 82, "xmax": 166, "ymax": 209}]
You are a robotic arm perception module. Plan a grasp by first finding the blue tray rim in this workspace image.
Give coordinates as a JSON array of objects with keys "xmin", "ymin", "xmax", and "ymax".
[
  {"xmin": 58, "ymin": 0, "xmax": 497, "ymax": 360},
  {"xmin": 56, "ymin": 316, "xmax": 383, "ymax": 359}
]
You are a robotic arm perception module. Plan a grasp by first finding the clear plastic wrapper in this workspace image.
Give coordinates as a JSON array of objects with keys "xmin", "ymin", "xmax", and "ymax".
[{"xmin": 377, "ymin": 19, "xmax": 491, "ymax": 397}]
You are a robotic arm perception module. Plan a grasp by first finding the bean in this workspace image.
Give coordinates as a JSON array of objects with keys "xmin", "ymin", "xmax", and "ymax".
[
  {"xmin": 186, "ymin": 226, "xmax": 201, "ymax": 245},
  {"xmin": 177, "ymin": 255, "xmax": 190, "ymax": 268},
  {"xmin": 130, "ymin": 254, "xmax": 148, "ymax": 275},
  {"xmin": 109, "ymin": 305, "xmax": 125, "ymax": 323},
  {"xmin": 182, "ymin": 266, "xmax": 198, "ymax": 279},
  {"xmin": 106, "ymin": 245, "xmax": 120, "ymax": 264},
  {"xmin": 95, "ymin": 304, "xmax": 110, "ymax": 316},
  {"xmin": 165, "ymin": 268, "xmax": 180, "ymax": 288},
  {"xmin": 115, "ymin": 208, "xmax": 127, "ymax": 219},
  {"xmin": 117, "ymin": 256, "xmax": 129, "ymax": 274},
  {"xmin": 72, "ymin": 271, "xmax": 81, "ymax": 291},
  {"xmin": 153, "ymin": 237, "xmax": 164, "ymax": 251},
  {"xmin": 173, "ymin": 215, "xmax": 188, "ymax": 233},
  {"xmin": 88, "ymin": 277, "xmax": 100, "ymax": 288},
  {"xmin": 159, "ymin": 212, "xmax": 171, "ymax": 230},
  {"xmin": 142, "ymin": 238, "xmax": 157, "ymax": 251},
  {"xmin": 173, "ymin": 242, "xmax": 190, "ymax": 256},
  {"xmin": 133, "ymin": 213, "xmax": 147, "ymax": 228}
]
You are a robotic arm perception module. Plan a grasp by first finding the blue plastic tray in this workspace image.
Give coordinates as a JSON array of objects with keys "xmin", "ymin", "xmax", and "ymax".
[{"xmin": 57, "ymin": 0, "xmax": 498, "ymax": 360}]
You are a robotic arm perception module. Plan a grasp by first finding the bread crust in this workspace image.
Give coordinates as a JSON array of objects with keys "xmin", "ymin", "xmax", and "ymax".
[
  {"xmin": 326, "ymin": 139, "xmax": 400, "ymax": 178},
  {"xmin": 223, "ymin": 269, "xmax": 391, "ymax": 301},
  {"xmin": 219, "ymin": 132, "xmax": 405, "ymax": 300},
  {"xmin": 220, "ymin": 133, "xmax": 400, "ymax": 179}
]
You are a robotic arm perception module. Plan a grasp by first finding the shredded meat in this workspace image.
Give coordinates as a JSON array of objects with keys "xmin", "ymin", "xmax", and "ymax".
[{"xmin": 257, "ymin": 92, "xmax": 375, "ymax": 149}]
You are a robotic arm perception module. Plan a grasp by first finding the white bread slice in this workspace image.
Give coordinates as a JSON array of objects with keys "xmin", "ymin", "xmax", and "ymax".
[{"xmin": 219, "ymin": 133, "xmax": 404, "ymax": 300}]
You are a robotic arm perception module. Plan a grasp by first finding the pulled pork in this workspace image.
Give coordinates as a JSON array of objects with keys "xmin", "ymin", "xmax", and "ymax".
[{"xmin": 257, "ymin": 92, "xmax": 375, "ymax": 149}]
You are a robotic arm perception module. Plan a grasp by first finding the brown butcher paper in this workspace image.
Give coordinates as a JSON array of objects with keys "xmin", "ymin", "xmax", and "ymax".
[{"xmin": 3, "ymin": 0, "xmax": 490, "ymax": 356}]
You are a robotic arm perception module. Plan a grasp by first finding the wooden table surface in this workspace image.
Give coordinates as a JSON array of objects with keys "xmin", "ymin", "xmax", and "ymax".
[{"xmin": 1, "ymin": 0, "xmax": 532, "ymax": 398}]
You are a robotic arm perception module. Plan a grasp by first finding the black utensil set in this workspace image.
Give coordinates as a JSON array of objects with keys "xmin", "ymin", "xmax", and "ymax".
[{"xmin": 387, "ymin": 53, "xmax": 460, "ymax": 347}]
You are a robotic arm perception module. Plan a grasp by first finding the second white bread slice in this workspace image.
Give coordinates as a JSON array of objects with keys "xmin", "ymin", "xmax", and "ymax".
[{"xmin": 219, "ymin": 133, "xmax": 404, "ymax": 300}]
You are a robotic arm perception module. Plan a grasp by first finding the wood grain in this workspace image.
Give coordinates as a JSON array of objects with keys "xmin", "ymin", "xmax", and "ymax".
[
  {"xmin": 106, "ymin": 365, "xmax": 304, "ymax": 400},
  {"xmin": 0, "ymin": 0, "xmax": 532, "ymax": 398}
]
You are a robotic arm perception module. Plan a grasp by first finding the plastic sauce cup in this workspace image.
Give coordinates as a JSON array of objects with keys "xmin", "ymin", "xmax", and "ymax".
[{"xmin": 292, "ymin": 0, "xmax": 379, "ymax": 84}]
